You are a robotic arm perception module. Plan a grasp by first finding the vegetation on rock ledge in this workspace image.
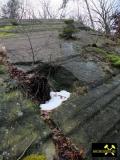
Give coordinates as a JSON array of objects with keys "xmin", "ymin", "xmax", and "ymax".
[
  {"xmin": 22, "ymin": 154, "xmax": 46, "ymax": 160},
  {"xmin": 0, "ymin": 65, "xmax": 6, "ymax": 74},
  {"xmin": 84, "ymin": 46, "xmax": 120, "ymax": 67},
  {"xmin": 106, "ymin": 54, "xmax": 120, "ymax": 67},
  {"xmin": 59, "ymin": 19, "xmax": 77, "ymax": 39}
]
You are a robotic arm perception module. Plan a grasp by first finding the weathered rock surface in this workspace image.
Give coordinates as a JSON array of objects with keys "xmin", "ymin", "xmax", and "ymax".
[
  {"xmin": 3, "ymin": 24, "xmax": 115, "ymax": 64},
  {"xmin": 1, "ymin": 71, "xmax": 120, "ymax": 159},
  {"xmin": 52, "ymin": 73, "xmax": 120, "ymax": 159},
  {"xmin": 4, "ymin": 31, "xmax": 63, "ymax": 63},
  {"xmin": 3, "ymin": 29, "xmax": 118, "ymax": 90},
  {"xmin": 62, "ymin": 60, "xmax": 107, "ymax": 87},
  {"xmin": 1, "ymin": 20, "xmax": 120, "ymax": 160},
  {"xmin": 0, "ymin": 74, "xmax": 55, "ymax": 160}
]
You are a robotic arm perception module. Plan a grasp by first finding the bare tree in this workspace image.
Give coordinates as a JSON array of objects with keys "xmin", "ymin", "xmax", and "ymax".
[
  {"xmin": 84, "ymin": 0, "xmax": 95, "ymax": 29},
  {"xmin": 38, "ymin": 0, "xmax": 56, "ymax": 19},
  {"xmin": 91, "ymin": 0, "xmax": 118, "ymax": 35},
  {"xmin": 112, "ymin": 11, "xmax": 120, "ymax": 38},
  {"xmin": 37, "ymin": 0, "xmax": 70, "ymax": 19},
  {"xmin": 62, "ymin": 0, "xmax": 95, "ymax": 29},
  {"xmin": 1, "ymin": 0, "xmax": 21, "ymax": 25}
]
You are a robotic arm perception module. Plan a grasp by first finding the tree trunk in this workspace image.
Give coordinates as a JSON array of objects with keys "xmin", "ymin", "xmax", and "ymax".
[{"xmin": 84, "ymin": 0, "xmax": 95, "ymax": 29}]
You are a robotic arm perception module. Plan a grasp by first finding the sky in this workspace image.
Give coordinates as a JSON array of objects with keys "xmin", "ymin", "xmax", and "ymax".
[
  {"xmin": 26, "ymin": 0, "xmax": 93, "ymax": 21},
  {"xmin": 0, "ymin": 0, "xmax": 94, "ymax": 14},
  {"xmin": 0, "ymin": 0, "xmax": 116, "ymax": 14}
]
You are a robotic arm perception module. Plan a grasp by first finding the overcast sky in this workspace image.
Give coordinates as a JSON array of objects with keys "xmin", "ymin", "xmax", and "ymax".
[
  {"xmin": 28, "ymin": 0, "xmax": 95, "ymax": 19},
  {"xmin": 0, "ymin": 0, "xmax": 95, "ymax": 12},
  {"xmin": 0, "ymin": 0, "xmax": 117, "ymax": 13}
]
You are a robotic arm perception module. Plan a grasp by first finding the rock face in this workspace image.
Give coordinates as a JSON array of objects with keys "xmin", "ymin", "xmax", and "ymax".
[
  {"xmin": 63, "ymin": 60, "xmax": 106, "ymax": 87},
  {"xmin": 52, "ymin": 73, "xmax": 120, "ymax": 159},
  {"xmin": 4, "ymin": 32, "xmax": 63, "ymax": 63},
  {"xmin": 1, "ymin": 20, "xmax": 120, "ymax": 160},
  {"xmin": 61, "ymin": 42, "xmax": 75, "ymax": 57},
  {"xmin": 0, "ymin": 74, "xmax": 55, "ymax": 160},
  {"xmin": 1, "ymin": 69, "xmax": 120, "ymax": 159}
]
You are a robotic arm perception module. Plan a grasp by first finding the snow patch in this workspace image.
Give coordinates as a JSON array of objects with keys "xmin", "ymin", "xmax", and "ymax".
[{"xmin": 40, "ymin": 90, "xmax": 70, "ymax": 111}]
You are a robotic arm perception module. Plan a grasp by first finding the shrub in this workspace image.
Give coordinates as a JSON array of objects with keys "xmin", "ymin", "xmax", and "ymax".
[
  {"xmin": 10, "ymin": 19, "xmax": 18, "ymax": 26},
  {"xmin": 64, "ymin": 19, "xmax": 74, "ymax": 25},
  {"xmin": 59, "ymin": 19, "xmax": 76, "ymax": 39},
  {"xmin": 22, "ymin": 154, "xmax": 47, "ymax": 160}
]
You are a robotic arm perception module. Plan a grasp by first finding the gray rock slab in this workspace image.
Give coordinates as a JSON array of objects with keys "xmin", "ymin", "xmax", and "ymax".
[
  {"xmin": 61, "ymin": 42, "xmax": 75, "ymax": 57},
  {"xmin": 0, "ymin": 79, "xmax": 55, "ymax": 160},
  {"xmin": 3, "ymin": 31, "xmax": 63, "ymax": 63},
  {"xmin": 63, "ymin": 59, "xmax": 106, "ymax": 86},
  {"xmin": 52, "ymin": 74, "xmax": 120, "ymax": 157}
]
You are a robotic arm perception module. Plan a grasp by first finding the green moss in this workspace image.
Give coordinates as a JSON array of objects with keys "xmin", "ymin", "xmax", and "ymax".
[
  {"xmin": 3, "ymin": 91, "xmax": 22, "ymax": 102},
  {"xmin": 84, "ymin": 46, "xmax": 120, "ymax": 67},
  {"xmin": 3, "ymin": 126, "xmax": 37, "ymax": 149},
  {"xmin": 0, "ymin": 65, "xmax": 6, "ymax": 74},
  {"xmin": 85, "ymin": 46, "xmax": 107, "ymax": 55},
  {"xmin": 0, "ymin": 25, "xmax": 16, "ymax": 31},
  {"xmin": 106, "ymin": 54, "xmax": 120, "ymax": 67},
  {"xmin": 1, "ymin": 87, "xmax": 37, "ymax": 109},
  {"xmin": 59, "ymin": 19, "xmax": 77, "ymax": 39},
  {"xmin": 22, "ymin": 154, "xmax": 47, "ymax": 160},
  {"xmin": 25, "ymin": 100, "xmax": 37, "ymax": 109},
  {"xmin": 0, "ymin": 25, "xmax": 16, "ymax": 37},
  {"xmin": 0, "ymin": 32, "xmax": 15, "ymax": 38}
]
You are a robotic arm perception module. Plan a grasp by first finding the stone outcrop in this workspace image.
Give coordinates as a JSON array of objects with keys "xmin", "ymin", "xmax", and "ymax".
[{"xmin": 52, "ymin": 74, "xmax": 120, "ymax": 159}]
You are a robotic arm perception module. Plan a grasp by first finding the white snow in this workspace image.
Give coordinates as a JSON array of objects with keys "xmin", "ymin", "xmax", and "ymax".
[{"xmin": 40, "ymin": 90, "xmax": 70, "ymax": 111}]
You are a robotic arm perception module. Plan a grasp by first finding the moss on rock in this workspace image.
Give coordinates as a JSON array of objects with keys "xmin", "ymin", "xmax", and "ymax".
[
  {"xmin": 2, "ymin": 91, "xmax": 22, "ymax": 102},
  {"xmin": 22, "ymin": 154, "xmax": 46, "ymax": 160},
  {"xmin": 59, "ymin": 19, "xmax": 77, "ymax": 39},
  {"xmin": 106, "ymin": 54, "xmax": 120, "ymax": 67},
  {"xmin": 0, "ymin": 65, "xmax": 6, "ymax": 74},
  {"xmin": 84, "ymin": 46, "xmax": 120, "ymax": 67}
]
